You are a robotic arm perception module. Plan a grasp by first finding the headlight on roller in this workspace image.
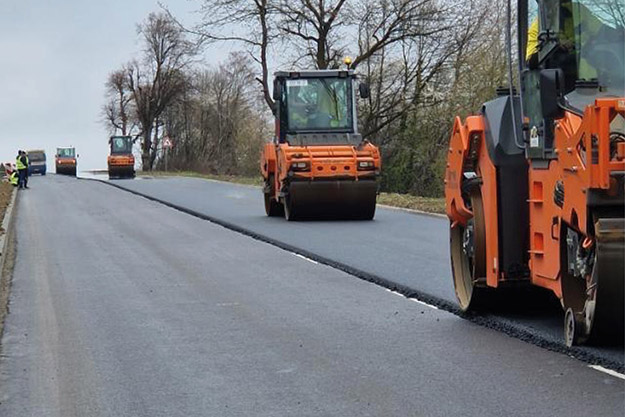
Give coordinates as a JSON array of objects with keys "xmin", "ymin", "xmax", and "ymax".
[
  {"xmin": 291, "ymin": 161, "xmax": 311, "ymax": 172},
  {"xmin": 357, "ymin": 161, "xmax": 375, "ymax": 171}
]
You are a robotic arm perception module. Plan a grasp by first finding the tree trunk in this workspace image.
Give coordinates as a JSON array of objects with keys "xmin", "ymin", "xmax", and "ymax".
[{"xmin": 141, "ymin": 128, "xmax": 152, "ymax": 171}]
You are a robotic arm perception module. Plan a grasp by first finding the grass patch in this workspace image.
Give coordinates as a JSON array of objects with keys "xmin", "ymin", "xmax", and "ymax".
[
  {"xmin": 377, "ymin": 193, "xmax": 445, "ymax": 215},
  {"xmin": 142, "ymin": 171, "xmax": 445, "ymax": 214},
  {"xmin": 141, "ymin": 171, "xmax": 263, "ymax": 186}
]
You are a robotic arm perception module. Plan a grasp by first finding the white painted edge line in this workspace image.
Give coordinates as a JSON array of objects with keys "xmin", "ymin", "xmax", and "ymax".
[
  {"xmin": 409, "ymin": 298, "xmax": 440, "ymax": 310},
  {"xmin": 294, "ymin": 253, "xmax": 319, "ymax": 265},
  {"xmin": 588, "ymin": 365, "xmax": 625, "ymax": 380},
  {"xmin": 385, "ymin": 289, "xmax": 439, "ymax": 310}
]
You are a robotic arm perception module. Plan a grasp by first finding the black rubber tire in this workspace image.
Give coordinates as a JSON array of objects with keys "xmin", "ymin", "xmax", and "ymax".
[
  {"xmin": 264, "ymin": 175, "xmax": 284, "ymax": 217},
  {"xmin": 264, "ymin": 192, "xmax": 284, "ymax": 217},
  {"xmin": 560, "ymin": 220, "xmax": 625, "ymax": 346},
  {"xmin": 450, "ymin": 187, "xmax": 493, "ymax": 312}
]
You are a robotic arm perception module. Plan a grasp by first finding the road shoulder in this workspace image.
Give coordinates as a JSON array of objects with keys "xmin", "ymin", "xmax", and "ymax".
[{"xmin": 0, "ymin": 185, "xmax": 17, "ymax": 341}]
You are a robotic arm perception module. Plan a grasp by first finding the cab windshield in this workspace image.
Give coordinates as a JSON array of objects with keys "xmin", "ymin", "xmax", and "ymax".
[
  {"xmin": 28, "ymin": 152, "xmax": 45, "ymax": 162},
  {"xmin": 110, "ymin": 137, "xmax": 132, "ymax": 154},
  {"xmin": 285, "ymin": 77, "xmax": 353, "ymax": 132},
  {"xmin": 57, "ymin": 148, "xmax": 75, "ymax": 157},
  {"xmin": 561, "ymin": 0, "xmax": 625, "ymax": 92}
]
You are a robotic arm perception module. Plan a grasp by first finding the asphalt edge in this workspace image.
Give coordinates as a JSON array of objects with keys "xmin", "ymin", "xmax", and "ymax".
[
  {"xmin": 80, "ymin": 177, "xmax": 624, "ymax": 373},
  {"xmin": 138, "ymin": 174, "xmax": 447, "ymax": 218},
  {"xmin": 0, "ymin": 187, "xmax": 18, "ymax": 342}
]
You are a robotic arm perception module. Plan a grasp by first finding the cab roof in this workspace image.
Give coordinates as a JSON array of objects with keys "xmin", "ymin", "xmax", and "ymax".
[{"xmin": 274, "ymin": 70, "xmax": 355, "ymax": 79}]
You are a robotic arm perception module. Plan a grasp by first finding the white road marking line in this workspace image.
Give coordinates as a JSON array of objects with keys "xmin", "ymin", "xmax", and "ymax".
[
  {"xmin": 588, "ymin": 365, "xmax": 625, "ymax": 380},
  {"xmin": 294, "ymin": 253, "xmax": 319, "ymax": 264},
  {"xmin": 409, "ymin": 298, "xmax": 440, "ymax": 310},
  {"xmin": 385, "ymin": 289, "xmax": 439, "ymax": 310}
]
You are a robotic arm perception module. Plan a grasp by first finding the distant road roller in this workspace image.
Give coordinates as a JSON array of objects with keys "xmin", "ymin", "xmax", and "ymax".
[
  {"xmin": 55, "ymin": 147, "xmax": 77, "ymax": 176},
  {"xmin": 445, "ymin": 0, "xmax": 624, "ymax": 346},
  {"xmin": 108, "ymin": 136, "xmax": 135, "ymax": 179},
  {"xmin": 261, "ymin": 68, "xmax": 381, "ymax": 220}
]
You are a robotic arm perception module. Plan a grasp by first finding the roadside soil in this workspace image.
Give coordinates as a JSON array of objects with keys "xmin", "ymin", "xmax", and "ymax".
[
  {"xmin": 0, "ymin": 182, "xmax": 15, "ymax": 341},
  {"xmin": 0, "ymin": 182, "xmax": 13, "ymax": 236}
]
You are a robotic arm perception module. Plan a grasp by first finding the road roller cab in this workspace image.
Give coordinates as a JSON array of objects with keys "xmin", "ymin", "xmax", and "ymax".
[
  {"xmin": 261, "ymin": 69, "xmax": 381, "ymax": 220},
  {"xmin": 55, "ymin": 147, "xmax": 77, "ymax": 176},
  {"xmin": 445, "ymin": 0, "xmax": 624, "ymax": 346},
  {"xmin": 108, "ymin": 136, "xmax": 135, "ymax": 179}
]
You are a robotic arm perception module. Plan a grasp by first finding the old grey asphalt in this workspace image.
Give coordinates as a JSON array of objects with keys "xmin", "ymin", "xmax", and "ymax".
[
  {"xmin": 100, "ymin": 175, "xmax": 624, "ymax": 367},
  {"xmin": 0, "ymin": 174, "xmax": 623, "ymax": 416}
]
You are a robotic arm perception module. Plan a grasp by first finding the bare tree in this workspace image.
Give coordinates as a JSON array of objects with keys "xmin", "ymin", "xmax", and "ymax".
[
  {"xmin": 161, "ymin": 54, "xmax": 269, "ymax": 174},
  {"xmin": 125, "ymin": 12, "xmax": 194, "ymax": 170},
  {"xmin": 587, "ymin": 0, "xmax": 625, "ymax": 26},
  {"xmin": 185, "ymin": 0, "xmax": 276, "ymax": 111},
  {"xmin": 276, "ymin": 0, "xmax": 349, "ymax": 69},
  {"xmin": 102, "ymin": 70, "xmax": 135, "ymax": 136},
  {"xmin": 190, "ymin": 0, "xmax": 453, "ymax": 117},
  {"xmin": 370, "ymin": 0, "xmax": 511, "ymax": 196},
  {"xmin": 105, "ymin": 0, "xmax": 512, "ymax": 196}
]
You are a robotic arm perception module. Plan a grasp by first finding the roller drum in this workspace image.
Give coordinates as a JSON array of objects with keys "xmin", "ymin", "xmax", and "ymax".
[{"xmin": 286, "ymin": 179, "xmax": 377, "ymax": 220}]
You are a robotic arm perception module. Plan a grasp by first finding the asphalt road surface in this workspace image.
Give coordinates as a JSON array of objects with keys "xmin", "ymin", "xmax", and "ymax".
[
  {"xmin": 98, "ymin": 175, "xmax": 624, "ymax": 368},
  {"xmin": 0, "ymin": 175, "xmax": 623, "ymax": 416}
]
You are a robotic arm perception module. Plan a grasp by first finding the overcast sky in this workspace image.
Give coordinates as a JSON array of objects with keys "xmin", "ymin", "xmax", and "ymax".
[{"xmin": 0, "ymin": 0, "xmax": 230, "ymax": 171}]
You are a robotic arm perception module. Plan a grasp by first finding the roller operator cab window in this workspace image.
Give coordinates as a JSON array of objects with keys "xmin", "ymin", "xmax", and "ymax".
[
  {"xmin": 559, "ymin": 0, "xmax": 625, "ymax": 92},
  {"xmin": 285, "ymin": 77, "xmax": 354, "ymax": 133},
  {"xmin": 111, "ymin": 137, "xmax": 132, "ymax": 154},
  {"xmin": 58, "ymin": 148, "xmax": 75, "ymax": 157}
]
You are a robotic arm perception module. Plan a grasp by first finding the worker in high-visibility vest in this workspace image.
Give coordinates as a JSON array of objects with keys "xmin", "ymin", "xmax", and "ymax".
[
  {"xmin": 9, "ymin": 170, "xmax": 18, "ymax": 187},
  {"xmin": 16, "ymin": 150, "xmax": 29, "ymax": 189},
  {"xmin": 526, "ymin": 2, "xmax": 605, "ymax": 76}
]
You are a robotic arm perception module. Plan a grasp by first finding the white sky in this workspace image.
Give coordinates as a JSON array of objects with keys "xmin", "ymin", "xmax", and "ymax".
[{"xmin": 0, "ymin": 0, "xmax": 231, "ymax": 171}]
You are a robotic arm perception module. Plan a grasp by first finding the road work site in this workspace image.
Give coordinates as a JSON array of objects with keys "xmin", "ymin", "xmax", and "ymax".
[
  {"xmin": 0, "ymin": 174, "xmax": 621, "ymax": 416},
  {"xmin": 1, "ymin": 0, "xmax": 624, "ymax": 415}
]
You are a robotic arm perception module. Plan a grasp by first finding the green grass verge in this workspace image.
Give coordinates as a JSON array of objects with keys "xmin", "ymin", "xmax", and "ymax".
[
  {"xmin": 141, "ymin": 171, "xmax": 263, "ymax": 186},
  {"xmin": 142, "ymin": 171, "xmax": 445, "ymax": 215},
  {"xmin": 377, "ymin": 193, "xmax": 445, "ymax": 215}
]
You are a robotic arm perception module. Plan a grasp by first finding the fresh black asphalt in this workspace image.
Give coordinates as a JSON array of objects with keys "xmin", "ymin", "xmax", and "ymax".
[
  {"xmin": 0, "ymin": 174, "xmax": 622, "ymax": 416},
  {"xmin": 101, "ymin": 175, "xmax": 625, "ymax": 370}
]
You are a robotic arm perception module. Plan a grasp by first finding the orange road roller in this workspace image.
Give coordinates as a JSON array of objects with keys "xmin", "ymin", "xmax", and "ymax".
[
  {"xmin": 261, "ymin": 68, "xmax": 381, "ymax": 220},
  {"xmin": 445, "ymin": 0, "xmax": 624, "ymax": 346},
  {"xmin": 55, "ymin": 147, "xmax": 77, "ymax": 176},
  {"xmin": 108, "ymin": 136, "xmax": 135, "ymax": 179}
]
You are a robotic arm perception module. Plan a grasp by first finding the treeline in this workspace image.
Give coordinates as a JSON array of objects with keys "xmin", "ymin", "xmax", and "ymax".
[{"xmin": 103, "ymin": 0, "xmax": 510, "ymax": 196}]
